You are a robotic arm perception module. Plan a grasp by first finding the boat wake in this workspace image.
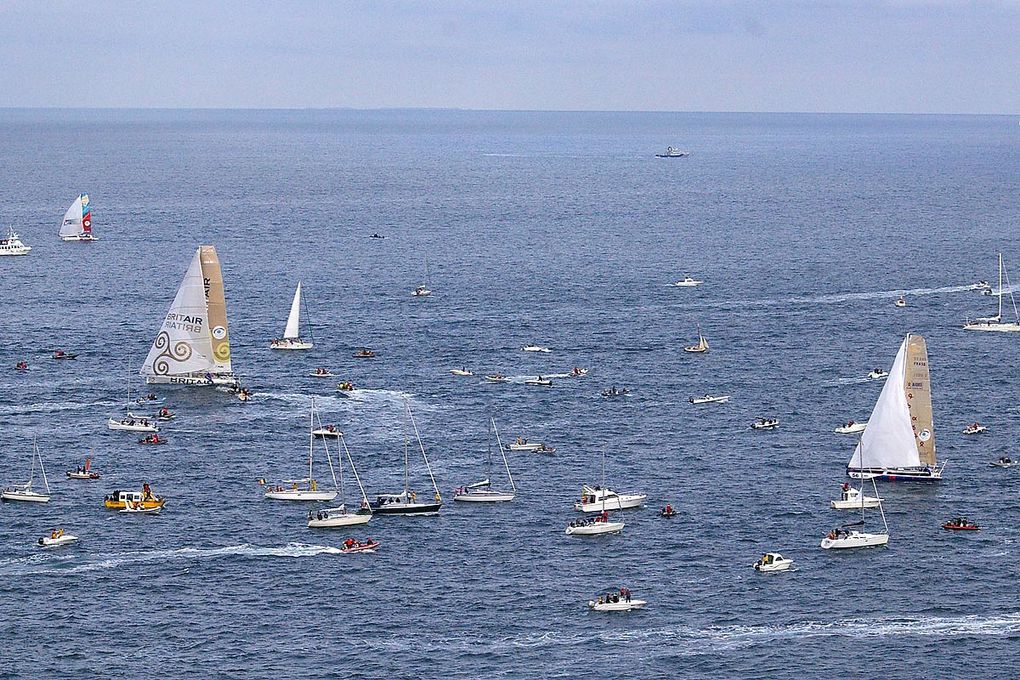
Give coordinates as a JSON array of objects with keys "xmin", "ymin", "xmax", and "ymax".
[
  {"xmin": 0, "ymin": 399, "xmax": 118, "ymax": 417},
  {"xmin": 678, "ymin": 283, "xmax": 981, "ymax": 311}
]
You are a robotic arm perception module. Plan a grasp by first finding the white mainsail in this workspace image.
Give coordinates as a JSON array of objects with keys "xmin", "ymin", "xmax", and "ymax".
[
  {"xmin": 140, "ymin": 246, "xmax": 234, "ymax": 382},
  {"xmin": 284, "ymin": 283, "xmax": 302, "ymax": 339},
  {"xmin": 59, "ymin": 194, "xmax": 92, "ymax": 239},
  {"xmin": 848, "ymin": 334, "xmax": 934, "ymax": 470}
]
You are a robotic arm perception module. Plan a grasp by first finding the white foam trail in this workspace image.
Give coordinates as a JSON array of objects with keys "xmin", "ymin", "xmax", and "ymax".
[
  {"xmin": 0, "ymin": 399, "xmax": 119, "ymax": 417},
  {"xmin": 679, "ymin": 283, "xmax": 981, "ymax": 310}
]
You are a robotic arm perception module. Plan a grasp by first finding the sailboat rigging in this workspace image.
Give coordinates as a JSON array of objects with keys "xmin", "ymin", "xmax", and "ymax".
[{"xmin": 964, "ymin": 253, "xmax": 1020, "ymax": 332}]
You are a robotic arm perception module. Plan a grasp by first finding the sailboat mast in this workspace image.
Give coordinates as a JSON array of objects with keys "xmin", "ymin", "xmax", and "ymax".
[
  {"xmin": 340, "ymin": 434, "xmax": 370, "ymax": 505},
  {"xmin": 403, "ymin": 408, "xmax": 410, "ymax": 495},
  {"xmin": 408, "ymin": 403, "xmax": 441, "ymax": 500},
  {"xmin": 493, "ymin": 418, "xmax": 516, "ymax": 492},
  {"xmin": 36, "ymin": 440, "xmax": 50, "ymax": 494},
  {"xmin": 308, "ymin": 398, "xmax": 315, "ymax": 481},
  {"xmin": 999, "ymin": 252, "xmax": 1004, "ymax": 320}
]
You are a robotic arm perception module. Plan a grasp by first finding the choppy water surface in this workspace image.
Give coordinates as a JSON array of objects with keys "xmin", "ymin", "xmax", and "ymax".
[{"xmin": 1, "ymin": 110, "xmax": 1018, "ymax": 678}]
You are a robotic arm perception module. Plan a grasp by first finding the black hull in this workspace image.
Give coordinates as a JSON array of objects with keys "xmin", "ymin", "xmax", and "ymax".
[{"xmin": 371, "ymin": 503, "xmax": 442, "ymax": 515}]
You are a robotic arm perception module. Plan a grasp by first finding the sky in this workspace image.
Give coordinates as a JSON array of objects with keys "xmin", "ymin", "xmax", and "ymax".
[{"xmin": 1, "ymin": 0, "xmax": 1017, "ymax": 113}]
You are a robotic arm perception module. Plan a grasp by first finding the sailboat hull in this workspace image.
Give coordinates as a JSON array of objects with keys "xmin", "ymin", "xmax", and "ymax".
[
  {"xmin": 1, "ymin": 491, "xmax": 51, "ymax": 503},
  {"xmin": 565, "ymin": 521, "xmax": 624, "ymax": 535},
  {"xmin": 370, "ymin": 502, "xmax": 442, "ymax": 515},
  {"xmin": 146, "ymin": 374, "xmax": 239, "ymax": 387},
  {"xmin": 962, "ymin": 322, "xmax": 1020, "ymax": 332},
  {"xmin": 847, "ymin": 466, "xmax": 943, "ymax": 482},
  {"xmin": 270, "ymin": 339, "xmax": 314, "ymax": 350},
  {"xmin": 820, "ymin": 532, "xmax": 889, "ymax": 549},
  {"xmin": 453, "ymin": 491, "xmax": 515, "ymax": 502},
  {"xmin": 307, "ymin": 512, "xmax": 372, "ymax": 528},
  {"xmin": 264, "ymin": 490, "xmax": 338, "ymax": 501}
]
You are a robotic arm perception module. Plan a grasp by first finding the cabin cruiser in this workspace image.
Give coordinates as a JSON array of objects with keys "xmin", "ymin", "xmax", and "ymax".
[
  {"xmin": 867, "ymin": 368, "xmax": 888, "ymax": 380},
  {"xmin": 830, "ymin": 482, "xmax": 882, "ymax": 509},
  {"xmin": 38, "ymin": 529, "xmax": 79, "ymax": 547},
  {"xmin": 942, "ymin": 517, "xmax": 979, "ymax": 531},
  {"xmin": 521, "ymin": 345, "xmax": 551, "ymax": 353},
  {"xmin": 524, "ymin": 376, "xmax": 552, "ymax": 386},
  {"xmin": 689, "ymin": 394, "xmax": 729, "ymax": 404},
  {"xmin": 820, "ymin": 526, "xmax": 889, "ymax": 549},
  {"xmin": 601, "ymin": 387, "xmax": 630, "ymax": 398},
  {"xmin": 308, "ymin": 503, "xmax": 372, "ymax": 528},
  {"xmin": 566, "ymin": 510, "xmax": 624, "ymax": 535},
  {"xmin": 588, "ymin": 588, "xmax": 645, "ymax": 611},
  {"xmin": 753, "ymin": 553, "xmax": 793, "ymax": 573},
  {"xmin": 750, "ymin": 417, "xmax": 779, "ymax": 430},
  {"xmin": 574, "ymin": 485, "xmax": 646, "ymax": 513},
  {"xmin": 990, "ymin": 456, "xmax": 1016, "ymax": 468},
  {"xmin": 485, "ymin": 373, "xmax": 511, "ymax": 383},
  {"xmin": 673, "ymin": 275, "xmax": 702, "ymax": 287},
  {"xmin": 450, "ymin": 368, "xmax": 473, "ymax": 376},
  {"xmin": 655, "ymin": 146, "xmax": 689, "ymax": 158},
  {"xmin": 104, "ymin": 485, "xmax": 165, "ymax": 510},
  {"xmin": 834, "ymin": 420, "xmax": 867, "ymax": 434},
  {"xmin": 962, "ymin": 423, "xmax": 987, "ymax": 435},
  {"xmin": 0, "ymin": 226, "xmax": 31, "ymax": 255}
]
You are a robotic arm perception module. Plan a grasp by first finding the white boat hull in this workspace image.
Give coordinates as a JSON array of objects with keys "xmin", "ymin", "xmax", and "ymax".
[
  {"xmin": 830, "ymin": 497, "xmax": 882, "ymax": 510},
  {"xmin": 963, "ymin": 322, "xmax": 1020, "ymax": 332},
  {"xmin": 107, "ymin": 419, "xmax": 158, "ymax": 433},
  {"xmin": 508, "ymin": 443, "xmax": 542, "ymax": 452},
  {"xmin": 575, "ymin": 494, "xmax": 646, "ymax": 513},
  {"xmin": 834, "ymin": 422, "xmax": 868, "ymax": 434},
  {"xmin": 565, "ymin": 521, "xmax": 624, "ymax": 535},
  {"xmin": 453, "ymin": 491, "xmax": 515, "ymax": 502},
  {"xmin": 311, "ymin": 429, "xmax": 342, "ymax": 437},
  {"xmin": 588, "ymin": 599, "xmax": 647, "ymax": 611},
  {"xmin": 450, "ymin": 370, "xmax": 473, "ymax": 376},
  {"xmin": 120, "ymin": 506, "xmax": 162, "ymax": 514},
  {"xmin": 820, "ymin": 531, "xmax": 889, "ymax": 549},
  {"xmin": 307, "ymin": 512, "xmax": 372, "ymax": 528},
  {"xmin": 39, "ymin": 534, "xmax": 80, "ymax": 547},
  {"xmin": 754, "ymin": 560, "xmax": 793, "ymax": 573},
  {"xmin": 1, "ymin": 491, "xmax": 50, "ymax": 503},
  {"xmin": 270, "ymin": 340, "xmax": 314, "ymax": 350},
  {"xmin": 265, "ymin": 490, "xmax": 339, "ymax": 501},
  {"xmin": 145, "ymin": 374, "xmax": 240, "ymax": 387},
  {"xmin": 690, "ymin": 396, "xmax": 730, "ymax": 404}
]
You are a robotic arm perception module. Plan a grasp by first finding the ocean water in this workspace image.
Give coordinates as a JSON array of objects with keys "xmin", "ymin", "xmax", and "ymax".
[{"xmin": 0, "ymin": 109, "xmax": 1018, "ymax": 678}]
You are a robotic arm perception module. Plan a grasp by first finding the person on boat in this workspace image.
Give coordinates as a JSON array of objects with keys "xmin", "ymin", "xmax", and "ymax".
[
  {"xmin": 664, "ymin": 504, "xmax": 674, "ymax": 515},
  {"xmin": 344, "ymin": 538, "xmax": 355, "ymax": 549},
  {"xmin": 16, "ymin": 361, "xmax": 28, "ymax": 370},
  {"xmin": 620, "ymin": 587, "xmax": 631, "ymax": 602},
  {"xmin": 143, "ymin": 483, "xmax": 152, "ymax": 500}
]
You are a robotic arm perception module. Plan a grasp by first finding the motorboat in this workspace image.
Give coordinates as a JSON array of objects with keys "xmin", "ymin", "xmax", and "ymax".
[
  {"xmin": 341, "ymin": 538, "xmax": 380, "ymax": 553},
  {"xmin": 574, "ymin": 485, "xmax": 646, "ymax": 513},
  {"xmin": 454, "ymin": 419, "xmax": 517, "ymax": 503},
  {"xmin": 867, "ymin": 368, "xmax": 888, "ymax": 380},
  {"xmin": 601, "ymin": 387, "xmax": 630, "ymax": 398},
  {"xmin": 137, "ymin": 434, "xmax": 168, "ymax": 445},
  {"xmin": 588, "ymin": 589, "xmax": 645, "ymax": 611},
  {"xmin": 155, "ymin": 408, "xmax": 175, "ymax": 421},
  {"xmin": 570, "ymin": 367, "xmax": 589, "ymax": 377},
  {"xmin": 104, "ymin": 486, "xmax": 165, "ymax": 510},
  {"xmin": 753, "ymin": 553, "xmax": 793, "ymax": 573},
  {"xmin": 311, "ymin": 425, "xmax": 343, "ymax": 438},
  {"xmin": 894, "ymin": 295, "xmax": 907, "ymax": 307},
  {"xmin": 2, "ymin": 442, "xmax": 52, "ymax": 503},
  {"xmin": 689, "ymin": 394, "xmax": 730, "ymax": 404},
  {"xmin": 990, "ymin": 456, "xmax": 1016, "ymax": 468},
  {"xmin": 750, "ymin": 418, "xmax": 779, "ymax": 430},
  {"xmin": 310, "ymin": 368, "xmax": 335, "ymax": 378},
  {"xmin": 236, "ymin": 388, "xmax": 252, "ymax": 402},
  {"xmin": 673, "ymin": 275, "xmax": 702, "ymax": 287},
  {"xmin": 38, "ymin": 530, "xmax": 79, "ymax": 548},
  {"xmin": 659, "ymin": 505, "xmax": 677, "ymax": 518},
  {"xmin": 524, "ymin": 377, "xmax": 552, "ymax": 386},
  {"xmin": 485, "ymin": 374, "xmax": 511, "ymax": 383},
  {"xmin": 834, "ymin": 420, "xmax": 867, "ymax": 434},
  {"xmin": 450, "ymin": 368, "xmax": 473, "ymax": 377},
  {"xmin": 565, "ymin": 513, "xmax": 624, "ymax": 535},
  {"xmin": 656, "ymin": 146, "xmax": 689, "ymax": 158},
  {"xmin": 269, "ymin": 282, "xmax": 314, "ymax": 350},
  {"xmin": 975, "ymin": 280, "xmax": 990, "ymax": 290},
  {"xmin": 942, "ymin": 517, "xmax": 980, "ymax": 531},
  {"xmin": 532, "ymin": 444, "xmax": 556, "ymax": 454},
  {"xmin": 66, "ymin": 457, "xmax": 100, "ymax": 480},
  {"xmin": 336, "ymin": 381, "xmax": 356, "ymax": 393},
  {"xmin": 962, "ymin": 423, "xmax": 987, "ymax": 435},
  {"xmin": 369, "ymin": 233, "xmax": 385, "ymax": 239},
  {"xmin": 0, "ymin": 226, "xmax": 31, "ymax": 255},
  {"xmin": 15, "ymin": 361, "xmax": 28, "ymax": 371},
  {"xmin": 411, "ymin": 285, "xmax": 432, "ymax": 297},
  {"xmin": 508, "ymin": 439, "xmax": 543, "ymax": 452},
  {"xmin": 135, "ymin": 394, "xmax": 164, "ymax": 406},
  {"xmin": 830, "ymin": 483, "xmax": 882, "ymax": 509},
  {"xmin": 820, "ymin": 528, "xmax": 889, "ymax": 550},
  {"xmin": 52, "ymin": 350, "xmax": 77, "ymax": 360},
  {"xmin": 521, "ymin": 345, "xmax": 551, "ymax": 353},
  {"xmin": 353, "ymin": 348, "xmax": 376, "ymax": 359},
  {"xmin": 108, "ymin": 417, "xmax": 159, "ymax": 433},
  {"xmin": 308, "ymin": 504, "xmax": 372, "ymax": 528}
]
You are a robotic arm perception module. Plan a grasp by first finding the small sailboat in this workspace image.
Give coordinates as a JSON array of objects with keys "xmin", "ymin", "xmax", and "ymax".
[
  {"xmin": 307, "ymin": 432, "xmax": 373, "ymax": 528},
  {"xmin": 454, "ymin": 418, "xmax": 516, "ymax": 502},
  {"xmin": 683, "ymin": 324, "xmax": 709, "ymax": 353},
  {"xmin": 753, "ymin": 553, "xmax": 793, "ymax": 573},
  {"xmin": 411, "ymin": 256, "xmax": 433, "ymax": 297},
  {"xmin": 0, "ymin": 226, "xmax": 31, "ymax": 255},
  {"xmin": 964, "ymin": 253, "xmax": 1020, "ymax": 332},
  {"xmin": 1, "ymin": 441, "xmax": 51, "ymax": 503},
  {"xmin": 847, "ymin": 333, "xmax": 945, "ymax": 482},
  {"xmin": 66, "ymin": 456, "xmax": 100, "ymax": 480},
  {"xmin": 38, "ymin": 529, "xmax": 80, "ymax": 548},
  {"xmin": 263, "ymin": 398, "xmax": 339, "ymax": 501},
  {"xmin": 369, "ymin": 402, "xmax": 443, "ymax": 515},
  {"xmin": 58, "ymin": 194, "xmax": 97, "ymax": 241},
  {"xmin": 140, "ymin": 246, "xmax": 239, "ymax": 387},
  {"xmin": 270, "ymin": 282, "xmax": 314, "ymax": 350}
]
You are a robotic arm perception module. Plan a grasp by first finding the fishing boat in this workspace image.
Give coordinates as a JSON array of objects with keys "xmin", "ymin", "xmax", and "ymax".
[
  {"xmin": 107, "ymin": 416, "xmax": 159, "ymax": 433},
  {"xmin": 683, "ymin": 324, "xmax": 710, "ymax": 353},
  {"xmin": 524, "ymin": 376, "xmax": 552, "ymax": 386},
  {"xmin": 454, "ymin": 418, "xmax": 516, "ymax": 502},
  {"xmin": 485, "ymin": 373, "xmax": 511, "ymax": 383},
  {"xmin": 270, "ymin": 282, "xmax": 314, "ymax": 350},
  {"xmin": 1, "ymin": 441, "xmax": 51, "ymax": 503},
  {"xmin": 962, "ymin": 423, "xmax": 987, "ymax": 435},
  {"xmin": 66, "ymin": 457, "xmax": 100, "ymax": 480},
  {"xmin": 835, "ymin": 420, "xmax": 867, "ymax": 434},
  {"xmin": 673, "ymin": 275, "xmax": 702, "ymax": 287},
  {"xmin": 0, "ymin": 226, "xmax": 31, "ymax": 255},
  {"xmin": 140, "ymin": 246, "xmax": 239, "ymax": 388},
  {"xmin": 588, "ymin": 588, "xmax": 645, "ymax": 611},
  {"xmin": 689, "ymin": 394, "xmax": 729, "ymax": 404},
  {"xmin": 411, "ymin": 256, "xmax": 433, "ymax": 297},
  {"xmin": 58, "ymin": 193, "xmax": 97, "ymax": 241},
  {"xmin": 103, "ymin": 485, "xmax": 165, "ymax": 510},
  {"xmin": 449, "ymin": 368, "xmax": 473, "ymax": 377},
  {"xmin": 942, "ymin": 517, "xmax": 979, "ymax": 531},
  {"xmin": 307, "ymin": 432, "xmax": 373, "ymax": 528},
  {"xmin": 750, "ymin": 418, "xmax": 779, "ymax": 430},
  {"xmin": 263, "ymin": 398, "xmax": 340, "ymax": 501},
  {"xmin": 341, "ymin": 538, "xmax": 380, "ymax": 553},
  {"xmin": 521, "ymin": 344, "xmax": 551, "ymax": 353},
  {"xmin": 964, "ymin": 253, "xmax": 1020, "ymax": 332},
  {"xmin": 990, "ymin": 456, "xmax": 1016, "ymax": 468},
  {"xmin": 830, "ymin": 482, "xmax": 882, "ymax": 510},
  {"xmin": 753, "ymin": 553, "xmax": 793, "ymax": 573},
  {"xmin": 656, "ymin": 146, "xmax": 689, "ymax": 158},
  {"xmin": 574, "ymin": 449, "xmax": 645, "ymax": 514},
  {"xmin": 38, "ymin": 529, "xmax": 79, "ymax": 547},
  {"xmin": 369, "ymin": 403, "xmax": 443, "ymax": 515},
  {"xmin": 847, "ymin": 333, "xmax": 946, "ymax": 482},
  {"xmin": 867, "ymin": 368, "xmax": 888, "ymax": 380}
]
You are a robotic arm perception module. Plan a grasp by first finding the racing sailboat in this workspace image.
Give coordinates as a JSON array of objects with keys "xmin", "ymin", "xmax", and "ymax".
[
  {"xmin": 140, "ymin": 246, "xmax": 239, "ymax": 387},
  {"xmin": 964, "ymin": 253, "xmax": 1020, "ymax": 332},
  {"xmin": 270, "ymin": 282, "xmax": 314, "ymax": 350},
  {"xmin": 454, "ymin": 418, "xmax": 516, "ymax": 502},
  {"xmin": 58, "ymin": 194, "xmax": 97, "ymax": 241}
]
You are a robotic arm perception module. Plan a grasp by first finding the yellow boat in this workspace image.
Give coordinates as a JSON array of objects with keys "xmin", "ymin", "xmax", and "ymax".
[{"xmin": 103, "ymin": 487, "xmax": 166, "ymax": 510}]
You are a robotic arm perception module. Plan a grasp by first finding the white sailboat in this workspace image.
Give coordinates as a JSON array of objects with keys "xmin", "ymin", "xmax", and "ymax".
[
  {"xmin": 566, "ymin": 449, "xmax": 626, "ymax": 535},
  {"xmin": 264, "ymin": 398, "xmax": 339, "ymax": 501},
  {"xmin": 0, "ymin": 226, "xmax": 31, "ymax": 255},
  {"xmin": 140, "ymin": 245, "xmax": 239, "ymax": 387},
  {"xmin": 821, "ymin": 475, "xmax": 889, "ymax": 549},
  {"xmin": 307, "ymin": 432, "xmax": 372, "ymax": 527},
  {"xmin": 270, "ymin": 282, "xmax": 314, "ymax": 350},
  {"xmin": 683, "ymin": 323, "xmax": 710, "ymax": 353},
  {"xmin": 369, "ymin": 402, "xmax": 443, "ymax": 515},
  {"xmin": 847, "ymin": 333, "xmax": 945, "ymax": 482},
  {"xmin": 573, "ymin": 449, "xmax": 646, "ymax": 513},
  {"xmin": 964, "ymin": 253, "xmax": 1020, "ymax": 332},
  {"xmin": 58, "ymin": 194, "xmax": 97, "ymax": 241},
  {"xmin": 454, "ymin": 418, "xmax": 516, "ymax": 502},
  {"xmin": 412, "ymin": 256, "xmax": 433, "ymax": 297},
  {"xmin": 1, "ymin": 441, "xmax": 52, "ymax": 503}
]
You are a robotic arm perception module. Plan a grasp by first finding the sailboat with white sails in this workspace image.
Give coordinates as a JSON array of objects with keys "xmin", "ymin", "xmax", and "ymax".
[
  {"xmin": 140, "ymin": 246, "xmax": 239, "ymax": 387},
  {"xmin": 307, "ymin": 432, "xmax": 372, "ymax": 527},
  {"xmin": 1, "ymin": 440, "xmax": 52, "ymax": 503},
  {"xmin": 683, "ymin": 323, "xmax": 709, "ymax": 353},
  {"xmin": 264, "ymin": 398, "xmax": 339, "ymax": 501},
  {"xmin": 454, "ymin": 418, "xmax": 516, "ymax": 502},
  {"xmin": 370, "ymin": 402, "xmax": 443, "ymax": 515},
  {"xmin": 964, "ymin": 253, "xmax": 1020, "ymax": 332},
  {"xmin": 846, "ymin": 333, "xmax": 945, "ymax": 482},
  {"xmin": 270, "ymin": 282, "xmax": 314, "ymax": 350},
  {"xmin": 58, "ymin": 194, "xmax": 96, "ymax": 241}
]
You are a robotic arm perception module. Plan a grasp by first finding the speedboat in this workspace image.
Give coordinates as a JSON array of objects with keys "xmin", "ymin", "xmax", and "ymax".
[
  {"xmin": 867, "ymin": 368, "xmax": 889, "ymax": 380},
  {"xmin": 485, "ymin": 374, "xmax": 511, "ymax": 383},
  {"xmin": 975, "ymin": 280, "xmax": 990, "ymax": 291},
  {"xmin": 66, "ymin": 469, "xmax": 100, "ymax": 480},
  {"xmin": 753, "ymin": 552, "xmax": 793, "ymax": 573},
  {"xmin": 673, "ymin": 275, "xmax": 702, "ymax": 287},
  {"xmin": 508, "ymin": 440, "xmax": 542, "ymax": 451},
  {"xmin": 689, "ymin": 394, "xmax": 730, "ymax": 404},
  {"xmin": 820, "ymin": 528, "xmax": 889, "ymax": 550},
  {"xmin": 588, "ymin": 589, "xmax": 645, "ymax": 611},
  {"xmin": 353, "ymin": 348, "xmax": 376, "ymax": 359},
  {"xmin": 830, "ymin": 484, "xmax": 882, "ymax": 509},
  {"xmin": 656, "ymin": 146, "xmax": 689, "ymax": 158},
  {"xmin": 521, "ymin": 345, "xmax": 551, "ymax": 353},
  {"xmin": 108, "ymin": 417, "xmax": 158, "ymax": 433},
  {"xmin": 0, "ymin": 226, "xmax": 31, "ymax": 255},
  {"xmin": 565, "ymin": 514, "xmax": 624, "ymax": 535},
  {"xmin": 942, "ymin": 517, "xmax": 980, "ymax": 531},
  {"xmin": 533, "ymin": 444, "xmax": 556, "ymax": 454},
  {"xmin": 962, "ymin": 423, "xmax": 987, "ymax": 435},
  {"xmin": 369, "ymin": 491, "xmax": 442, "ymax": 515},
  {"xmin": 750, "ymin": 418, "xmax": 779, "ymax": 430},
  {"xmin": 341, "ymin": 539, "xmax": 380, "ymax": 553},
  {"xmin": 310, "ymin": 369, "xmax": 335, "ymax": 378},
  {"xmin": 52, "ymin": 350, "xmax": 77, "ymax": 360},
  {"xmin": 311, "ymin": 426, "xmax": 343, "ymax": 438},
  {"xmin": 135, "ymin": 394, "xmax": 164, "ymax": 406},
  {"xmin": 264, "ymin": 480, "xmax": 338, "ymax": 502},
  {"xmin": 990, "ymin": 457, "xmax": 1016, "ymax": 468},
  {"xmin": 450, "ymin": 368, "xmax": 473, "ymax": 377},
  {"xmin": 524, "ymin": 377, "xmax": 552, "ymax": 386},
  {"xmin": 308, "ymin": 504, "xmax": 372, "ymax": 528},
  {"xmin": 834, "ymin": 420, "xmax": 867, "ymax": 434},
  {"xmin": 894, "ymin": 296, "xmax": 907, "ymax": 307},
  {"xmin": 601, "ymin": 387, "xmax": 630, "ymax": 398},
  {"xmin": 38, "ymin": 530, "xmax": 79, "ymax": 548},
  {"xmin": 104, "ymin": 487, "xmax": 165, "ymax": 510},
  {"xmin": 574, "ymin": 486, "xmax": 646, "ymax": 513},
  {"xmin": 155, "ymin": 408, "xmax": 175, "ymax": 421}
]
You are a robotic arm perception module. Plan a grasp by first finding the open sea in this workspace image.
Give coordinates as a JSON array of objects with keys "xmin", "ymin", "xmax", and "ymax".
[{"xmin": 1, "ymin": 109, "xmax": 1018, "ymax": 678}]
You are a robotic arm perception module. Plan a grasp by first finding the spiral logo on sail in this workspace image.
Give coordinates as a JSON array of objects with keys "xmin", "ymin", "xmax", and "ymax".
[{"xmin": 151, "ymin": 330, "xmax": 193, "ymax": 375}]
